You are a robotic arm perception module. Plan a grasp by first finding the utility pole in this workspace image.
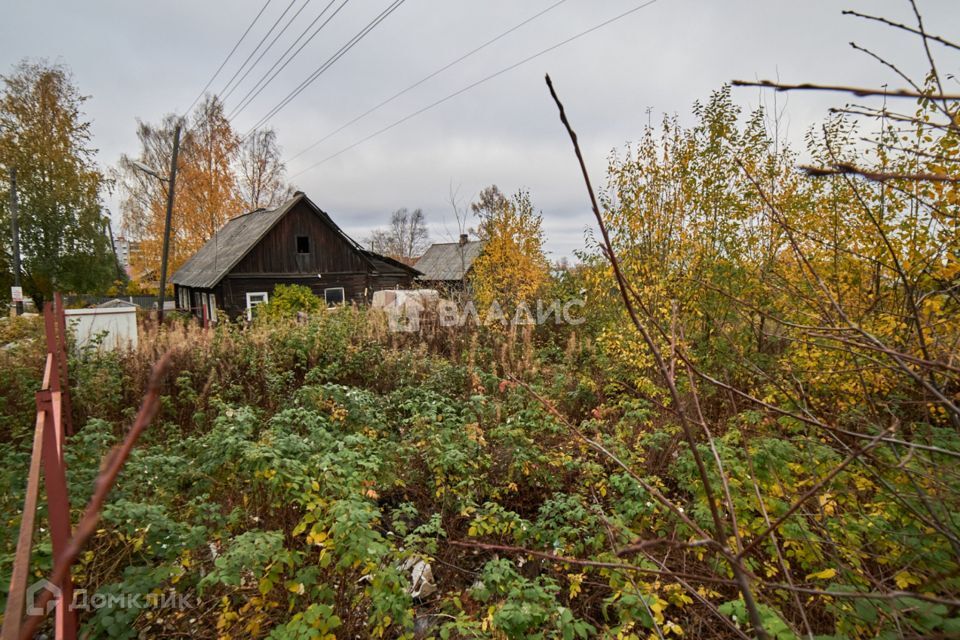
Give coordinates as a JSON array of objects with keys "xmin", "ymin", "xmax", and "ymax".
[
  {"xmin": 104, "ymin": 214, "xmax": 124, "ymax": 280},
  {"xmin": 9, "ymin": 167, "xmax": 23, "ymax": 315},
  {"xmin": 156, "ymin": 121, "xmax": 181, "ymax": 323}
]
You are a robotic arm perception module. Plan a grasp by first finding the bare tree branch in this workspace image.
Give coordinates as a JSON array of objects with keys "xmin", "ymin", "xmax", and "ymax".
[
  {"xmin": 801, "ymin": 162, "xmax": 960, "ymax": 183},
  {"xmin": 842, "ymin": 9, "xmax": 960, "ymax": 52},
  {"xmin": 731, "ymin": 79, "xmax": 960, "ymax": 101},
  {"xmin": 544, "ymin": 73, "xmax": 770, "ymax": 640}
]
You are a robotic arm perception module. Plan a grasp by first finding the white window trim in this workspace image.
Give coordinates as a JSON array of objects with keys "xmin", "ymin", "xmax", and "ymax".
[
  {"xmin": 246, "ymin": 291, "xmax": 269, "ymax": 320},
  {"xmin": 324, "ymin": 287, "xmax": 346, "ymax": 306}
]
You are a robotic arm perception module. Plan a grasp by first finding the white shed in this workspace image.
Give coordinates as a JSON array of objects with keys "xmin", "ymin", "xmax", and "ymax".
[{"xmin": 64, "ymin": 306, "xmax": 139, "ymax": 352}]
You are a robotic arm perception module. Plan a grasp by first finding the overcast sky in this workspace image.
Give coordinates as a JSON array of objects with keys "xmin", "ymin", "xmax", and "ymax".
[{"xmin": 3, "ymin": 0, "xmax": 958, "ymax": 260}]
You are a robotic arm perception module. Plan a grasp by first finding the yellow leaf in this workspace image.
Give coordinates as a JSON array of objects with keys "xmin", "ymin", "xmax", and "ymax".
[
  {"xmin": 805, "ymin": 568, "xmax": 837, "ymax": 581},
  {"xmin": 894, "ymin": 571, "xmax": 922, "ymax": 589}
]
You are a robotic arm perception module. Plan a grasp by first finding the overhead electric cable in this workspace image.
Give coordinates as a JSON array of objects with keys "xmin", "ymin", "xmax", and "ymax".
[
  {"xmin": 185, "ymin": 0, "xmax": 275, "ymax": 116},
  {"xmin": 290, "ymin": 0, "xmax": 661, "ymax": 178},
  {"xmin": 287, "ymin": 0, "xmax": 572, "ymax": 163},
  {"xmin": 222, "ymin": 0, "xmax": 316, "ymax": 102},
  {"xmin": 241, "ymin": 0, "xmax": 407, "ymax": 138},
  {"xmin": 217, "ymin": 0, "xmax": 301, "ymax": 99},
  {"xmin": 227, "ymin": 0, "xmax": 349, "ymax": 121}
]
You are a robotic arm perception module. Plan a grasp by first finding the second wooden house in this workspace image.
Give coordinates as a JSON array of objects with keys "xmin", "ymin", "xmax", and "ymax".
[{"xmin": 172, "ymin": 192, "xmax": 420, "ymax": 320}]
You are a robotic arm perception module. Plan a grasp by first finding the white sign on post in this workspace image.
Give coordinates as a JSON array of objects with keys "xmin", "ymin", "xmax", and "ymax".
[{"xmin": 10, "ymin": 286, "xmax": 23, "ymax": 302}]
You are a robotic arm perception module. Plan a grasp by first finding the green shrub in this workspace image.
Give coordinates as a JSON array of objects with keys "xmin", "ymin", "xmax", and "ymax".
[{"xmin": 256, "ymin": 285, "xmax": 322, "ymax": 321}]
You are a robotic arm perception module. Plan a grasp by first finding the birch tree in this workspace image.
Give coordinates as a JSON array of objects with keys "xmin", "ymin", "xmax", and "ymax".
[
  {"xmin": 470, "ymin": 186, "xmax": 549, "ymax": 315},
  {"xmin": 0, "ymin": 59, "xmax": 116, "ymax": 306},
  {"xmin": 366, "ymin": 208, "xmax": 430, "ymax": 260},
  {"xmin": 119, "ymin": 95, "xmax": 242, "ymax": 279},
  {"xmin": 236, "ymin": 128, "xmax": 295, "ymax": 211}
]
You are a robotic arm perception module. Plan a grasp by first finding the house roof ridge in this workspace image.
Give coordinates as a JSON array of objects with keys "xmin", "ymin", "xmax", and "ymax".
[
  {"xmin": 415, "ymin": 239, "xmax": 485, "ymax": 281},
  {"xmin": 170, "ymin": 192, "xmax": 421, "ymax": 289},
  {"xmin": 228, "ymin": 193, "xmax": 303, "ymax": 221},
  {"xmin": 429, "ymin": 239, "xmax": 483, "ymax": 246}
]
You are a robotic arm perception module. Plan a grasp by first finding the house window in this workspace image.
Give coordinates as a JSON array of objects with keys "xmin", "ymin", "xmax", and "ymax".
[
  {"xmin": 178, "ymin": 287, "xmax": 189, "ymax": 310},
  {"xmin": 324, "ymin": 287, "xmax": 345, "ymax": 306},
  {"xmin": 246, "ymin": 291, "xmax": 269, "ymax": 320},
  {"xmin": 296, "ymin": 236, "xmax": 310, "ymax": 254}
]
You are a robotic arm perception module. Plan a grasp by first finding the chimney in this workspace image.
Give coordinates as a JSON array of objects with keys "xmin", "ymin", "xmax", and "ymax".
[{"xmin": 459, "ymin": 233, "xmax": 468, "ymax": 246}]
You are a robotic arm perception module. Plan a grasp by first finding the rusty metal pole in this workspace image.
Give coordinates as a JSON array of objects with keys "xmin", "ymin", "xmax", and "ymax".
[
  {"xmin": 39, "ymin": 303, "xmax": 77, "ymax": 640},
  {"xmin": 53, "ymin": 293, "xmax": 74, "ymax": 436},
  {"xmin": 38, "ymin": 391, "xmax": 77, "ymax": 640}
]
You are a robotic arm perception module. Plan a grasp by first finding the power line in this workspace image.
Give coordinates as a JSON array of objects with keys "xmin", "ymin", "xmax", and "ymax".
[
  {"xmin": 227, "ymin": 0, "xmax": 345, "ymax": 121},
  {"xmin": 222, "ymin": 0, "xmax": 315, "ymax": 103},
  {"xmin": 241, "ymin": 0, "xmax": 407, "ymax": 138},
  {"xmin": 217, "ymin": 0, "xmax": 301, "ymax": 100},
  {"xmin": 287, "ymin": 0, "xmax": 572, "ymax": 163},
  {"xmin": 185, "ymin": 0, "xmax": 275, "ymax": 116},
  {"xmin": 227, "ymin": 0, "xmax": 349, "ymax": 122},
  {"xmin": 289, "ymin": 0, "xmax": 662, "ymax": 178},
  {"xmin": 237, "ymin": 0, "xmax": 402, "ymax": 132}
]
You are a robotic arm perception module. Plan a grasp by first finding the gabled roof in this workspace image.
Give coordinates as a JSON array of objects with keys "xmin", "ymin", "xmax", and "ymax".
[
  {"xmin": 171, "ymin": 197, "xmax": 295, "ymax": 289},
  {"xmin": 95, "ymin": 298, "xmax": 140, "ymax": 309},
  {"xmin": 172, "ymin": 193, "xmax": 419, "ymax": 289},
  {"xmin": 363, "ymin": 250, "xmax": 420, "ymax": 274},
  {"xmin": 415, "ymin": 240, "xmax": 484, "ymax": 281}
]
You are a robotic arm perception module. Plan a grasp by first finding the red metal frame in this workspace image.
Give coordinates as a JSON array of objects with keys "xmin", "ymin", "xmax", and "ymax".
[
  {"xmin": 53, "ymin": 293, "xmax": 74, "ymax": 437},
  {"xmin": 2, "ymin": 296, "xmax": 77, "ymax": 640}
]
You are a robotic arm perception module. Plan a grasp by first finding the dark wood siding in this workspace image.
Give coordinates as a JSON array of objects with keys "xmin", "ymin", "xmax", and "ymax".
[
  {"xmin": 180, "ymin": 269, "xmax": 416, "ymax": 320},
  {"xmin": 220, "ymin": 273, "xmax": 372, "ymax": 317},
  {"xmin": 369, "ymin": 273, "xmax": 416, "ymax": 292},
  {"xmin": 231, "ymin": 201, "xmax": 369, "ymax": 275},
  {"xmin": 177, "ymin": 198, "xmax": 418, "ymax": 320}
]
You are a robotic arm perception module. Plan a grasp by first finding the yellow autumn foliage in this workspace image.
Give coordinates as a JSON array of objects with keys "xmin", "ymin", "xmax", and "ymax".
[{"xmin": 470, "ymin": 187, "xmax": 550, "ymax": 320}]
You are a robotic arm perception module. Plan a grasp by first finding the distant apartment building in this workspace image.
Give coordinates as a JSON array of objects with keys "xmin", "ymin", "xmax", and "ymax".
[{"xmin": 114, "ymin": 236, "xmax": 142, "ymax": 277}]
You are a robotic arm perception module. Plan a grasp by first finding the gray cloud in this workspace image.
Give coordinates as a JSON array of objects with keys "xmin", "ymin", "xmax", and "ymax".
[{"xmin": 4, "ymin": 0, "xmax": 958, "ymax": 260}]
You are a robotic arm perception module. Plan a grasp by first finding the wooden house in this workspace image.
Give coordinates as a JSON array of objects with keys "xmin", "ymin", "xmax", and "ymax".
[
  {"xmin": 171, "ymin": 192, "xmax": 420, "ymax": 320},
  {"xmin": 415, "ymin": 235, "xmax": 484, "ymax": 291}
]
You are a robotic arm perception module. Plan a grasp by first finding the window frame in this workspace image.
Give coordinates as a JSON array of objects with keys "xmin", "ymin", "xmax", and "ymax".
[
  {"xmin": 324, "ymin": 287, "xmax": 345, "ymax": 307},
  {"xmin": 246, "ymin": 291, "xmax": 269, "ymax": 320}
]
